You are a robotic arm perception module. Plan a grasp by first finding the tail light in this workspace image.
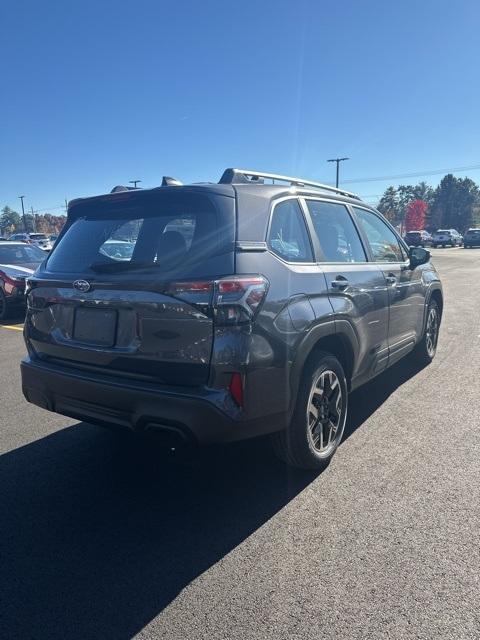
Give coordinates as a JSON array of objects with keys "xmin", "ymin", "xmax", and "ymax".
[
  {"xmin": 166, "ymin": 275, "xmax": 269, "ymax": 325},
  {"xmin": 0, "ymin": 271, "xmax": 25, "ymax": 294}
]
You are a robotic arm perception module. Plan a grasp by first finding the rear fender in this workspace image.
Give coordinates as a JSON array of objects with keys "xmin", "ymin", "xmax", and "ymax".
[{"xmin": 289, "ymin": 319, "xmax": 359, "ymax": 412}]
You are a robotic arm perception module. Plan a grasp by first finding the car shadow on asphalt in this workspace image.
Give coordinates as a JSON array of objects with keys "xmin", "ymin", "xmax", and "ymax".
[{"xmin": 1, "ymin": 355, "xmax": 426, "ymax": 640}]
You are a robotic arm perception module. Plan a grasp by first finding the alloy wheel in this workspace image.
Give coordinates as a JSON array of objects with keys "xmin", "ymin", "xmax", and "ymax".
[
  {"xmin": 307, "ymin": 369, "xmax": 344, "ymax": 457},
  {"xmin": 425, "ymin": 307, "xmax": 439, "ymax": 357}
]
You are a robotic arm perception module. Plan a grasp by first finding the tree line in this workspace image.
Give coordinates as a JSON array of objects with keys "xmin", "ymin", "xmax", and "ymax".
[
  {"xmin": 377, "ymin": 173, "xmax": 480, "ymax": 233},
  {"xmin": 0, "ymin": 206, "xmax": 67, "ymax": 236}
]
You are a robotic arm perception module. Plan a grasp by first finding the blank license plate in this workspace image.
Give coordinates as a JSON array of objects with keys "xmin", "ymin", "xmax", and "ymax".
[{"xmin": 73, "ymin": 308, "xmax": 117, "ymax": 347}]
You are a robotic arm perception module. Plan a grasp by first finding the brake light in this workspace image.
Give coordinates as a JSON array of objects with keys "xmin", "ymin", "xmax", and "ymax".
[{"xmin": 167, "ymin": 275, "xmax": 269, "ymax": 325}]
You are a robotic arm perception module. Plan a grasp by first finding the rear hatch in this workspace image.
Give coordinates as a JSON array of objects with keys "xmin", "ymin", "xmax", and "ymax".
[
  {"xmin": 466, "ymin": 230, "xmax": 480, "ymax": 243},
  {"xmin": 25, "ymin": 187, "xmax": 235, "ymax": 386},
  {"xmin": 434, "ymin": 230, "xmax": 451, "ymax": 242},
  {"xmin": 405, "ymin": 232, "xmax": 421, "ymax": 244}
]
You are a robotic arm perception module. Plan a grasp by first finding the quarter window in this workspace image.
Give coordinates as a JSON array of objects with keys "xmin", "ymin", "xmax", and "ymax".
[
  {"xmin": 306, "ymin": 200, "xmax": 366, "ymax": 262},
  {"xmin": 268, "ymin": 199, "xmax": 313, "ymax": 262},
  {"xmin": 353, "ymin": 208, "xmax": 405, "ymax": 262}
]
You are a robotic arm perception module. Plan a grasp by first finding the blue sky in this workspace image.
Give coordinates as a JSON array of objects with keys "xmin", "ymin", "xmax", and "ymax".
[{"xmin": 2, "ymin": 0, "xmax": 480, "ymax": 213}]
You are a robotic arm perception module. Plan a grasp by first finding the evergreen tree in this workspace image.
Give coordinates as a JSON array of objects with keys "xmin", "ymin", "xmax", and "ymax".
[{"xmin": 429, "ymin": 174, "xmax": 479, "ymax": 232}]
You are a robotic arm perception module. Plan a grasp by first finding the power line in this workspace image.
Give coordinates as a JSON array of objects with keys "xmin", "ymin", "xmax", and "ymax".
[
  {"xmin": 342, "ymin": 163, "xmax": 480, "ymax": 185},
  {"xmin": 31, "ymin": 205, "xmax": 66, "ymax": 213}
]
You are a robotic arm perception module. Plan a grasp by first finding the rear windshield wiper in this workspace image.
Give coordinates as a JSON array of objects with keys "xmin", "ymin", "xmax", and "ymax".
[{"xmin": 88, "ymin": 260, "xmax": 152, "ymax": 273}]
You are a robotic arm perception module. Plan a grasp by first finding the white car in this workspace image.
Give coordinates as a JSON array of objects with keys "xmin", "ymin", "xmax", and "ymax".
[
  {"xmin": 28, "ymin": 233, "xmax": 53, "ymax": 251},
  {"xmin": 9, "ymin": 232, "xmax": 53, "ymax": 251},
  {"xmin": 432, "ymin": 229, "xmax": 462, "ymax": 248}
]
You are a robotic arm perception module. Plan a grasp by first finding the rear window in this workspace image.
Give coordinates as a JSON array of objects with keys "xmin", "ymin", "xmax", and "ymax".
[
  {"xmin": 406, "ymin": 231, "xmax": 421, "ymax": 237},
  {"xmin": 46, "ymin": 192, "xmax": 235, "ymax": 278},
  {"xmin": 0, "ymin": 244, "xmax": 46, "ymax": 264},
  {"xmin": 30, "ymin": 234, "xmax": 48, "ymax": 240}
]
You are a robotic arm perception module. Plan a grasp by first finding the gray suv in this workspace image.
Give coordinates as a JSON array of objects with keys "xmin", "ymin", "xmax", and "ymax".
[{"xmin": 21, "ymin": 169, "xmax": 443, "ymax": 470}]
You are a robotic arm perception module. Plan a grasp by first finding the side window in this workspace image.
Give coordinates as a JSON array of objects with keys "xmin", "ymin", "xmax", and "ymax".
[
  {"xmin": 353, "ymin": 208, "xmax": 405, "ymax": 262},
  {"xmin": 268, "ymin": 199, "xmax": 313, "ymax": 262},
  {"xmin": 306, "ymin": 200, "xmax": 366, "ymax": 262}
]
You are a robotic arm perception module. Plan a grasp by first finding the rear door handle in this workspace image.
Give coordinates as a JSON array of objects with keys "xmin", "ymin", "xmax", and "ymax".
[
  {"xmin": 331, "ymin": 277, "xmax": 349, "ymax": 289},
  {"xmin": 385, "ymin": 274, "xmax": 397, "ymax": 285}
]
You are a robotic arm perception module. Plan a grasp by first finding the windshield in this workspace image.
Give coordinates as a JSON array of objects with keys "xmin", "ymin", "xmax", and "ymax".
[
  {"xmin": 46, "ymin": 192, "xmax": 234, "ymax": 277},
  {"xmin": 0, "ymin": 244, "xmax": 46, "ymax": 264}
]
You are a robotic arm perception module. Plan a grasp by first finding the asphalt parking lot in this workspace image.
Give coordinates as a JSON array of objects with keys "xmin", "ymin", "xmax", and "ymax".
[{"xmin": 1, "ymin": 247, "xmax": 479, "ymax": 640}]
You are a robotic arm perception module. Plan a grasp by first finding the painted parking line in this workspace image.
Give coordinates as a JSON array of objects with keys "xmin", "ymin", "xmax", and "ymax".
[{"xmin": 0, "ymin": 324, "xmax": 24, "ymax": 332}]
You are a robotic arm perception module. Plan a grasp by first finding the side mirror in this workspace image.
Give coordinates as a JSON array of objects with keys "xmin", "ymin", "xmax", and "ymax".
[{"xmin": 409, "ymin": 246, "xmax": 430, "ymax": 269}]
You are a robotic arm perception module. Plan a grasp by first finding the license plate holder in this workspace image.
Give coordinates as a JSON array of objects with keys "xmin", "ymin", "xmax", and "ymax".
[{"xmin": 73, "ymin": 308, "xmax": 117, "ymax": 347}]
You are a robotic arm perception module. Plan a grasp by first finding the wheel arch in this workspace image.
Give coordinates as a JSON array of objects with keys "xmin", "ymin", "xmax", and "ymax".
[
  {"xmin": 429, "ymin": 287, "xmax": 443, "ymax": 318},
  {"xmin": 290, "ymin": 322, "xmax": 357, "ymax": 413}
]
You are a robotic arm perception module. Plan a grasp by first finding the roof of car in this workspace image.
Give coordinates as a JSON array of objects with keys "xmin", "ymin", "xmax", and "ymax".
[
  {"xmin": 67, "ymin": 182, "xmax": 370, "ymax": 215},
  {"xmin": 0, "ymin": 241, "xmax": 30, "ymax": 246},
  {"xmin": 67, "ymin": 168, "xmax": 372, "ymax": 216}
]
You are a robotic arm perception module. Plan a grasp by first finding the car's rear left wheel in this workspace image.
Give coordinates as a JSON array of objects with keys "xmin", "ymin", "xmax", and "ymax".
[{"xmin": 272, "ymin": 352, "xmax": 348, "ymax": 470}]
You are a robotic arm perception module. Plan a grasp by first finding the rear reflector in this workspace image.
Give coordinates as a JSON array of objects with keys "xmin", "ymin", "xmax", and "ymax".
[{"xmin": 229, "ymin": 372, "xmax": 244, "ymax": 407}]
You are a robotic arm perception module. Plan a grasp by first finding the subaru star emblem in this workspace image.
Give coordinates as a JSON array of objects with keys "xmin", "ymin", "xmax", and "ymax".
[{"xmin": 73, "ymin": 279, "xmax": 91, "ymax": 293}]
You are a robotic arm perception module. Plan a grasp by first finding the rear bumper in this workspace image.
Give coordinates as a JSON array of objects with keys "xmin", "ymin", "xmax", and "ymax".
[{"xmin": 21, "ymin": 357, "xmax": 283, "ymax": 444}]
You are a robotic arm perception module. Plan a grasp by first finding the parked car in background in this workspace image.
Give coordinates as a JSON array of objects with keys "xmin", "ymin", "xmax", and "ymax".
[
  {"xmin": 100, "ymin": 239, "xmax": 135, "ymax": 261},
  {"xmin": 8, "ymin": 232, "xmax": 52, "ymax": 251},
  {"xmin": 49, "ymin": 234, "xmax": 58, "ymax": 243},
  {"xmin": 8, "ymin": 233, "xmax": 31, "ymax": 243},
  {"xmin": 21, "ymin": 168, "xmax": 443, "ymax": 470},
  {"xmin": 432, "ymin": 229, "xmax": 462, "ymax": 247},
  {"xmin": 0, "ymin": 242, "xmax": 46, "ymax": 320},
  {"xmin": 28, "ymin": 233, "xmax": 53, "ymax": 251},
  {"xmin": 404, "ymin": 230, "xmax": 432, "ymax": 247},
  {"xmin": 463, "ymin": 228, "xmax": 480, "ymax": 248}
]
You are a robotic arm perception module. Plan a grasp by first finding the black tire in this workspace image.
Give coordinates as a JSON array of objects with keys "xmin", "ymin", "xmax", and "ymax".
[
  {"xmin": 272, "ymin": 352, "xmax": 348, "ymax": 470},
  {"xmin": 0, "ymin": 289, "xmax": 9, "ymax": 322},
  {"xmin": 414, "ymin": 299, "xmax": 440, "ymax": 364}
]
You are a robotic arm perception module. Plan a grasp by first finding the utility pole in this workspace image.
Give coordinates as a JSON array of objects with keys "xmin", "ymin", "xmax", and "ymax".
[
  {"xmin": 30, "ymin": 206, "xmax": 37, "ymax": 232},
  {"xmin": 129, "ymin": 179, "xmax": 141, "ymax": 189},
  {"xmin": 327, "ymin": 157, "xmax": 349, "ymax": 188},
  {"xmin": 19, "ymin": 195, "xmax": 27, "ymax": 232}
]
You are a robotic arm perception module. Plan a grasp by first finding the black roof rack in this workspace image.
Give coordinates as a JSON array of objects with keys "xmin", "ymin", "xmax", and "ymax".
[{"xmin": 219, "ymin": 168, "xmax": 360, "ymax": 200}]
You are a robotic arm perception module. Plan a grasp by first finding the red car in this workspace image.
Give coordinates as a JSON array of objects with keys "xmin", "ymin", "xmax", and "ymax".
[{"xmin": 0, "ymin": 242, "xmax": 46, "ymax": 320}]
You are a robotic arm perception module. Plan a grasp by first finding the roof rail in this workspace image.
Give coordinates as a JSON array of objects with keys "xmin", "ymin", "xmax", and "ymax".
[{"xmin": 219, "ymin": 168, "xmax": 360, "ymax": 200}]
